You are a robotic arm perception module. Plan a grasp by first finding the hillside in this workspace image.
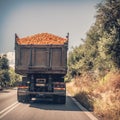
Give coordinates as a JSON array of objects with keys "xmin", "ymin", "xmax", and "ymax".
[
  {"xmin": 66, "ymin": 0, "xmax": 120, "ymax": 120},
  {"xmin": 67, "ymin": 71, "xmax": 120, "ymax": 120}
]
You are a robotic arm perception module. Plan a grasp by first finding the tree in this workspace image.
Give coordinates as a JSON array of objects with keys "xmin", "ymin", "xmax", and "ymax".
[
  {"xmin": 9, "ymin": 68, "xmax": 21, "ymax": 87},
  {"xmin": 0, "ymin": 54, "xmax": 10, "ymax": 87},
  {"xmin": 67, "ymin": 0, "xmax": 120, "ymax": 79},
  {"xmin": 0, "ymin": 54, "xmax": 9, "ymax": 70},
  {"xmin": 96, "ymin": 0, "xmax": 120, "ymax": 69}
]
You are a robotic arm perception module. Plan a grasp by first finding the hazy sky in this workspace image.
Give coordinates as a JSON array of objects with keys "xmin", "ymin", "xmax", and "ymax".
[{"xmin": 0, "ymin": 0, "xmax": 101, "ymax": 53}]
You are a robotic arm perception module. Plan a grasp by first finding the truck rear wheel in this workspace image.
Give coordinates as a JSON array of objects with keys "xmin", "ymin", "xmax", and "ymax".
[
  {"xmin": 17, "ymin": 94, "xmax": 23, "ymax": 102},
  {"xmin": 60, "ymin": 96, "xmax": 66, "ymax": 104},
  {"xmin": 53, "ymin": 95, "xmax": 66, "ymax": 104},
  {"xmin": 17, "ymin": 94, "xmax": 31, "ymax": 103},
  {"xmin": 23, "ymin": 95, "xmax": 31, "ymax": 103}
]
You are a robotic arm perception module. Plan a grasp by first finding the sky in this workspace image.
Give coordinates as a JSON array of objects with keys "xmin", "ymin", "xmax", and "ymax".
[{"xmin": 0, "ymin": 0, "xmax": 102, "ymax": 53}]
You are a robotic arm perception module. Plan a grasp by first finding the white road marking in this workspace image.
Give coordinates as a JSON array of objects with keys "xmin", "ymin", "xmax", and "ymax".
[
  {"xmin": 67, "ymin": 92, "xmax": 98, "ymax": 120},
  {"xmin": 0, "ymin": 102, "xmax": 18, "ymax": 114},
  {"xmin": 0, "ymin": 102, "xmax": 20, "ymax": 119}
]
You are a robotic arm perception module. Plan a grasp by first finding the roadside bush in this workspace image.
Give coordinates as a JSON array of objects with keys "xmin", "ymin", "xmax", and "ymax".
[
  {"xmin": 75, "ymin": 91, "xmax": 94, "ymax": 111},
  {"xmin": 67, "ymin": 71, "xmax": 120, "ymax": 120}
]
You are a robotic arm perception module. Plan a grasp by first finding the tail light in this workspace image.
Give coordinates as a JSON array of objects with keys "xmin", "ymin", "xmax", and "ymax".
[
  {"xmin": 18, "ymin": 86, "xmax": 28, "ymax": 89},
  {"xmin": 54, "ymin": 82, "xmax": 66, "ymax": 91}
]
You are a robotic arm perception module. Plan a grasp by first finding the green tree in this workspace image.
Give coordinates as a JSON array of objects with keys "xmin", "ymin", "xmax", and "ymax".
[
  {"xmin": 0, "ymin": 54, "xmax": 9, "ymax": 70},
  {"xmin": 0, "ymin": 54, "xmax": 10, "ymax": 87},
  {"xmin": 67, "ymin": 0, "xmax": 120, "ymax": 79},
  {"xmin": 96, "ymin": 0, "xmax": 120, "ymax": 69},
  {"xmin": 9, "ymin": 68, "xmax": 21, "ymax": 87}
]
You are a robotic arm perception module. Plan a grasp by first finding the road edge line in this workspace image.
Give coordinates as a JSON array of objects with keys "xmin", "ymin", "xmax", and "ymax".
[
  {"xmin": 0, "ymin": 102, "xmax": 18, "ymax": 114},
  {"xmin": 67, "ymin": 92, "xmax": 98, "ymax": 120},
  {"xmin": 0, "ymin": 102, "xmax": 20, "ymax": 119}
]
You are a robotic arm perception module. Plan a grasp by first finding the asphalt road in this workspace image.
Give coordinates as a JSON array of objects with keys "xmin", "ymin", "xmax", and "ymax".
[{"xmin": 0, "ymin": 89, "xmax": 95, "ymax": 120}]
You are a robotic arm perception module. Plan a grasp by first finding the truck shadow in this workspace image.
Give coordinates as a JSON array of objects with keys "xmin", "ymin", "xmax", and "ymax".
[{"xmin": 29, "ymin": 96, "xmax": 88, "ymax": 111}]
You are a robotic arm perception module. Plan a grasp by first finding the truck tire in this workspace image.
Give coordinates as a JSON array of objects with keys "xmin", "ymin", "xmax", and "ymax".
[
  {"xmin": 53, "ymin": 95, "xmax": 66, "ymax": 104},
  {"xmin": 60, "ymin": 96, "xmax": 66, "ymax": 104},
  {"xmin": 22, "ymin": 95, "xmax": 31, "ymax": 103},
  {"xmin": 17, "ymin": 94, "xmax": 31, "ymax": 103},
  {"xmin": 53, "ymin": 95, "xmax": 62, "ymax": 104},
  {"xmin": 17, "ymin": 94, "xmax": 23, "ymax": 102},
  {"xmin": 25, "ymin": 95, "xmax": 31, "ymax": 103},
  {"xmin": 17, "ymin": 95, "xmax": 26, "ymax": 103}
]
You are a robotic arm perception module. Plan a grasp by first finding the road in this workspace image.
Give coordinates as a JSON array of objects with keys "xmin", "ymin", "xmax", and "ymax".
[{"xmin": 0, "ymin": 89, "xmax": 95, "ymax": 120}]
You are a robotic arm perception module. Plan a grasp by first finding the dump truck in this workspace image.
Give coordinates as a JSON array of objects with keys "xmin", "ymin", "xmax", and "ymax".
[{"xmin": 15, "ymin": 33, "xmax": 68, "ymax": 104}]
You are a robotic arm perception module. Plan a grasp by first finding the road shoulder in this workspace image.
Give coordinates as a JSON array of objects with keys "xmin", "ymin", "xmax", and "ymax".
[{"xmin": 67, "ymin": 92, "xmax": 98, "ymax": 120}]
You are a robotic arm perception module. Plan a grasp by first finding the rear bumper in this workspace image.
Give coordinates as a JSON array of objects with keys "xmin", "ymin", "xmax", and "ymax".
[{"xmin": 17, "ymin": 89, "xmax": 66, "ymax": 96}]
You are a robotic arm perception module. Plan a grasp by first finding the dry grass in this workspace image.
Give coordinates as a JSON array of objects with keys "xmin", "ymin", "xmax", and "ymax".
[
  {"xmin": 66, "ymin": 81, "xmax": 80, "ymax": 96},
  {"xmin": 93, "ymin": 72, "xmax": 120, "ymax": 120},
  {"xmin": 66, "ymin": 71, "xmax": 120, "ymax": 120},
  {"xmin": 94, "ymin": 90, "xmax": 120, "ymax": 120},
  {"xmin": 75, "ymin": 91, "xmax": 94, "ymax": 111}
]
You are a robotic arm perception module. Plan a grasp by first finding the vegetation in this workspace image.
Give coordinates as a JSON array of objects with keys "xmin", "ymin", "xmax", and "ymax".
[
  {"xmin": 67, "ymin": 71, "xmax": 120, "ymax": 120},
  {"xmin": 0, "ymin": 54, "xmax": 21, "ymax": 88},
  {"xmin": 9, "ymin": 67, "xmax": 21, "ymax": 87},
  {"xmin": 67, "ymin": 0, "xmax": 120, "ymax": 79},
  {"xmin": 66, "ymin": 0, "xmax": 120, "ymax": 120}
]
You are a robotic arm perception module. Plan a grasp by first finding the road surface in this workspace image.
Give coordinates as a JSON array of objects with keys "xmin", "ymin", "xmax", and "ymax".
[{"xmin": 0, "ymin": 88, "xmax": 95, "ymax": 120}]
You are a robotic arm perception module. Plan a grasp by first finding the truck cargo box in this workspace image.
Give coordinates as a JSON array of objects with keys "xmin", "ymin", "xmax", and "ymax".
[{"xmin": 15, "ymin": 33, "xmax": 68, "ymax": 75}]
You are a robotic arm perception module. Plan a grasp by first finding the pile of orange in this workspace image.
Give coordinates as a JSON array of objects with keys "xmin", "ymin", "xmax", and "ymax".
[{"xmin": 17, "ymin": 33, "xmax": 67, "ymax": 45}]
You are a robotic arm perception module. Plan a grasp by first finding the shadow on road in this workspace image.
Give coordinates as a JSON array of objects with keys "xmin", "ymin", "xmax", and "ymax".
[
  {"xmin": 29, "ymin": 96, "xmax": 86, "ymax": 111},
  {"xmin": 0, "ymin": 90, "xmax": 10, "ymax": 93},
  {"xmin": 0, "ymin": 87, "xmax": 17, "ymax": 93}
]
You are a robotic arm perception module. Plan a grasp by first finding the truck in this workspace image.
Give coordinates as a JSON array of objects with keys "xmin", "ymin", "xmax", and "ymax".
[{"xmin": 15, "ymin": 33, "xmax": 68, "ymax": 104}]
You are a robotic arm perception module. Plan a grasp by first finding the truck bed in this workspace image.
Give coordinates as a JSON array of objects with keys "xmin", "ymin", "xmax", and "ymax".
[{"xmin": 15, "ymin": 33, "xmax": 68, "ymax": 75}]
